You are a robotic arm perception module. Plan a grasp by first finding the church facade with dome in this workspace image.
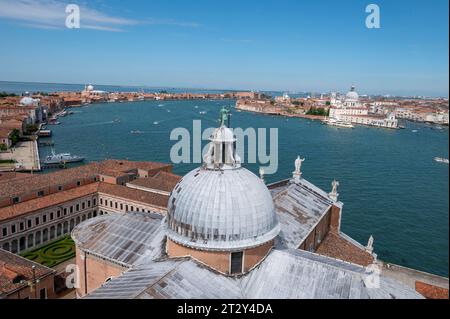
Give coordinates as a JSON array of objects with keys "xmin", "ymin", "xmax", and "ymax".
[
  {"xmin": 71, "ymin": 110, "xmax": 424, "ymax": 299},
  {"xmin": 329, "ymin": 86, "xmax": 398, "ymax": 129}
]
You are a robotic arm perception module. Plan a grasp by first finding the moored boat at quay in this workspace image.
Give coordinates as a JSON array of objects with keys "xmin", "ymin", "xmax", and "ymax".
[
  {"xmin": 41, "ymin": 150, "xmax": 84, "ymax": 165},
  {"xmin": 322, "ymin": 118, "xmax": 354, "ymax": 128}
]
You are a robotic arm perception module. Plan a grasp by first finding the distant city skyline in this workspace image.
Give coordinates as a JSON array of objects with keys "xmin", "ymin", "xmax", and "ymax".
[
  {"xmin": 0, "ymin": 80, "xmax": 447, "ymax": 99},
  {"xmin": 0, "ymin": 0, "xmax": 448, "ymax": 97}
]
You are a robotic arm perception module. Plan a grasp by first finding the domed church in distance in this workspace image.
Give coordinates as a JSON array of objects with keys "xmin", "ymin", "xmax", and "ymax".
[{"xmin": 72, "ymin": 109, "xmax": 423, "ymax": 299}]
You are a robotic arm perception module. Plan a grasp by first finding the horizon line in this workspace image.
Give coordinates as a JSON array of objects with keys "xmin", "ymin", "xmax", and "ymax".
[{"xmin": 0, "ymin": 79, "xmax": 448, "ymax": 99}]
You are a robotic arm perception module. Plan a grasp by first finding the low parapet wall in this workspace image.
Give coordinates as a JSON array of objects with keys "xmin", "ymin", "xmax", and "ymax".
[{"xmin": 381, "ymin": 262, "xmax": 449, "ymax": 299}]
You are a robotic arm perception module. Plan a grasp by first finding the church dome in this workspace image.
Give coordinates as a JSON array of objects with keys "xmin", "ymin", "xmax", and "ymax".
[
  {"xmin": 167, "ymin": 166, "xmax": 280, "ymax": 251},
  {"xmin": 20, "ymin": 97, "xmax": 34, "ymax": 106},
  {"xmin": 167, "ymin": 107, "xmax": 279, "ymax": 251},
  {"xmin": 345, "ymin": 86, "xmax": 359, "ymax": 101}
]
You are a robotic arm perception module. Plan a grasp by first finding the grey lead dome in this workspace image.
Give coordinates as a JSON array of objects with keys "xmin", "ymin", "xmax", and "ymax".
[{"xmin": 167, "ymin": 166, "xmax": 280, "ymax": 251}]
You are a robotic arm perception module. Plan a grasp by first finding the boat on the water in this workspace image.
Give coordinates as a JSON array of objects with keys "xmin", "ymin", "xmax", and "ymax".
[
  {"xmin": 322, "ymin": 118, "xmax": 354, "ymax": 128},
  {"xmin": 434, "ymin": 157, "xmax": 449, "ymax": 164},
  {"xmin": 41, "ymin": 150, "xmax": 84, "ymax": 165},
  {"xmin": 131, "ymin": 130, "xmax": 145, "ymax": 134},
  {"xmin": 37, "ymin": 130, "xmax": 52, "ymax": 137},
  {"xmin": 48, "ymin": 117, "xmax": 61, "ymax": 125}
]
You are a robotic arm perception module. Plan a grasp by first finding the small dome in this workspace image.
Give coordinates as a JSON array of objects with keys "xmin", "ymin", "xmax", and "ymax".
[
  {"xmin": 20, "ymin": 97, "xmax": 34, "ymax": 106},
  {"xmin": 167, "ymin": 167, "xmax": 280, "ymax": 251},
  {"xmin": 87, "ymin": 85, "xmax": 94, "ymax": 91},
  {"xmin": 345, "ymin": 86, "xmax": 359, "ymax": 101}
]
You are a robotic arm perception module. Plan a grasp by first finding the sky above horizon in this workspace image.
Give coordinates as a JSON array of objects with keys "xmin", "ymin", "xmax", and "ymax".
[{"xmin": 0, "ymin": 0, "xmax": 448, "ymax": 97}]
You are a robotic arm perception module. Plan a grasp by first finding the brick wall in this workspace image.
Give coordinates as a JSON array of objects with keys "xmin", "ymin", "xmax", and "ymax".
[
  {"xmin": 167, "ymin": 239, "xmax": 273, "ymax": 275},
  {"xmin": 76, "ymin": 248, "xmax": 125, "ymax": 298}
]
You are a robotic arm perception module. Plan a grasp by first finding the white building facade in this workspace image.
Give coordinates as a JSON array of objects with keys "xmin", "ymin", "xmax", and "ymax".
[{"xmin": 329, "ymin": 86, "xmax": 398, "ymax": 129}]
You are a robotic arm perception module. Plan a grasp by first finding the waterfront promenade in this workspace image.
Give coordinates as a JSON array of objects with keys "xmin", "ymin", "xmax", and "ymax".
[{"xmin": 0, "ymin": 140, "xmax": 40, "ymax": 172}]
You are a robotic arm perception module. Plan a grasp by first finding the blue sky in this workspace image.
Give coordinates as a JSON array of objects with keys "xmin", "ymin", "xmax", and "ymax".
[{"xmin": 0, "ymin": 0, "xmax": 448, "ymax": 96}]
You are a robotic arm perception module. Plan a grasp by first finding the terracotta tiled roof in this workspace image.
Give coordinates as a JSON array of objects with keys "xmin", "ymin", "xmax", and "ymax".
[
  {"xmin": 0, "ymin": 172, "xmax": 32, "ymax": 182},
  {"xmin": 315, "ymin": 231, "xmax": 374, "ymax": 267},
  {"xmin": 98, "ymin": 183, "xmax": 169, "ymax": 209},
  {"xmin": 0, "ymin": 248, "xmax": 54, "ymax": 296},
  {"xmin": 0, "ymin": 160, "xmax": 173, "ymax": 199},
  {"xmin": 0, "ymin": 162, "xmax": 101, "ymax": 199},
  {"xmin": 415, "ymin": 281, "xmax": 449, "ymax": 299},
  {"xmin": 128, "ymin": 171, "xmax": 181, "ymax": 193},
  {"xmin": 0, "ymin": 183, "xmax": 99, "ymax": 222},
  {"xmin": 98, "ymin": 160, "xmax": 171, "ymax": 174}
]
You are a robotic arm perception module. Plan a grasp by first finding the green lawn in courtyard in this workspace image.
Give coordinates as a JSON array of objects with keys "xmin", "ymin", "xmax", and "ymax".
[{"xmin": 20, "ymin": 236, "xmax": 75, "ymax": 268}]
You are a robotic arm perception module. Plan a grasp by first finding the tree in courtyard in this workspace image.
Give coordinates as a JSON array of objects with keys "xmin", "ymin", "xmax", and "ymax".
[{"xmin": 10, "ymin": 129, "xmax": 20, "ymax": 145}]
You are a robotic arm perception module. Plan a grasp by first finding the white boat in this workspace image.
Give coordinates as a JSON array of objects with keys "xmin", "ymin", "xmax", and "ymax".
[
  {"xmin": 322, "ymin": 118, "xmax": 354, "ymax": 128},
  {"xmin": 199, "ymin": 111, "xmax": 207, "ymax": 115},
  {"xmin": 131, "ymin": 130, "xmax": 145, "ymax": 134},
  {"xmin": 42, "ymin": 150, "xmax": 84, "ymax": 165},
  {"xmin": 434, "ymin": 157, "xmax": 449, "ymax": 164}
]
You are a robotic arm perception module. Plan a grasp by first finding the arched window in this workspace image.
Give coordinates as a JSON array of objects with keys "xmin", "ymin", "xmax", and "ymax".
[
  {"xmin": 42, "ymin": 229, "xmax": 49, "ymax": 242},
  {"xmin": 35, "ymin": 231, "xmax": 41, "ymax": 245},
  {"xmin": 19, "ymin": 237, "xmax": 26, "ymax": 252},
  {"xmin": 27, "ymin": 233, "xmax": 34, "ymax": 248},
  {"xmin": 50, "ymin": 226, "xmax": 56, "ymax": 239}
]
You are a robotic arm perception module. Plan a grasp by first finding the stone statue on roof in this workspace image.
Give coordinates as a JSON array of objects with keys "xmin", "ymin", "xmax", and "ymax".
[
  {"xmin": 331, "ymin": 180, "xmax": 339, "ymax": 195},
  {"xmin": 294, "ymin": 156, "xmax": 305, "ymax": 175},
  {"xmin": 329, "ymin": 179, "xmax": 340, "ymax": 202},
  {"xmin": 292, "ymin": 156, "xmax": 305, "ymax": 183},
  {"xmin": 366, "ymin": 235, "xmax": 374, "ymax": 253}
]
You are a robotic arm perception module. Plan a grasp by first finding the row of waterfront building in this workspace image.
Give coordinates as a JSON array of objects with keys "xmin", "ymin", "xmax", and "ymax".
[
  {"xmin": 0, "ymin": 86, "xmax": 260, "ymax": 152},
  {"xmin": 236, "ymin": 86, "xmax": 449, "ymax": 128}
]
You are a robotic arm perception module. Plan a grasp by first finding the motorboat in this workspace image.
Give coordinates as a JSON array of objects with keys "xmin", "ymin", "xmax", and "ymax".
[{"xmin": 434, "ymin": 157, "xmax": 449, "ymax": 164}]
